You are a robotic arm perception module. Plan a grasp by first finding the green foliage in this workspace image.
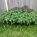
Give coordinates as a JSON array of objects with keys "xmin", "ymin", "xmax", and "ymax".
[{"xmin": 0, "ymin": 9, "xmax": 37, "ymax": 25}]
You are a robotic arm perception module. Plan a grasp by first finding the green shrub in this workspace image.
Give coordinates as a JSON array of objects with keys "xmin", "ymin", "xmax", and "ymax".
[{"xmin": 0, "ymin": 9, "xmax": 37, "ymax": 25}]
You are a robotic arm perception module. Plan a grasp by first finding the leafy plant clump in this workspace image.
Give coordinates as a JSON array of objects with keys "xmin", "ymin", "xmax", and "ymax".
[{"xmin": 0, "ymin": 9, "xmax": 37, "ymax": 26}]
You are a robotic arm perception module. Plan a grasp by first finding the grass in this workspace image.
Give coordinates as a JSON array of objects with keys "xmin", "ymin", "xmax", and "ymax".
[{"xmin": 0, "ymin": 24, "xmax": 37, "ymax": 37}]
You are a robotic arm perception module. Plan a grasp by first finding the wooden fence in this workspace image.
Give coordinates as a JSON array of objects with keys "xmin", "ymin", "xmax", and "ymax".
[{"xmin": 0, "ymin": 0, "xmax": 37, "ymax": 12}]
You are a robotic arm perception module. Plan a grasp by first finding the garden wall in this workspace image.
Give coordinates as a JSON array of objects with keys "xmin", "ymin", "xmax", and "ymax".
[
  {"xmin": 0, "ymin": 0, "xmax": 37, "ymax": 12},
  {"xmin": 0, "ymin": 0, "xmax": 6, "ymax": 12}
]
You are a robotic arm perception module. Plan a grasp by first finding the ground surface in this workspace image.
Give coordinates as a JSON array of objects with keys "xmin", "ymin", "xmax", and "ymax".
[{"xmin": 0, "ymin": 24, "xmax": 37, "ymax": 37}]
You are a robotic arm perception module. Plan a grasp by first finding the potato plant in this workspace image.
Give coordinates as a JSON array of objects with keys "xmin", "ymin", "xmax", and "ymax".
[{"xmin": 0, "ymin": 9, "xmax": 37, "ymax": 26}]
